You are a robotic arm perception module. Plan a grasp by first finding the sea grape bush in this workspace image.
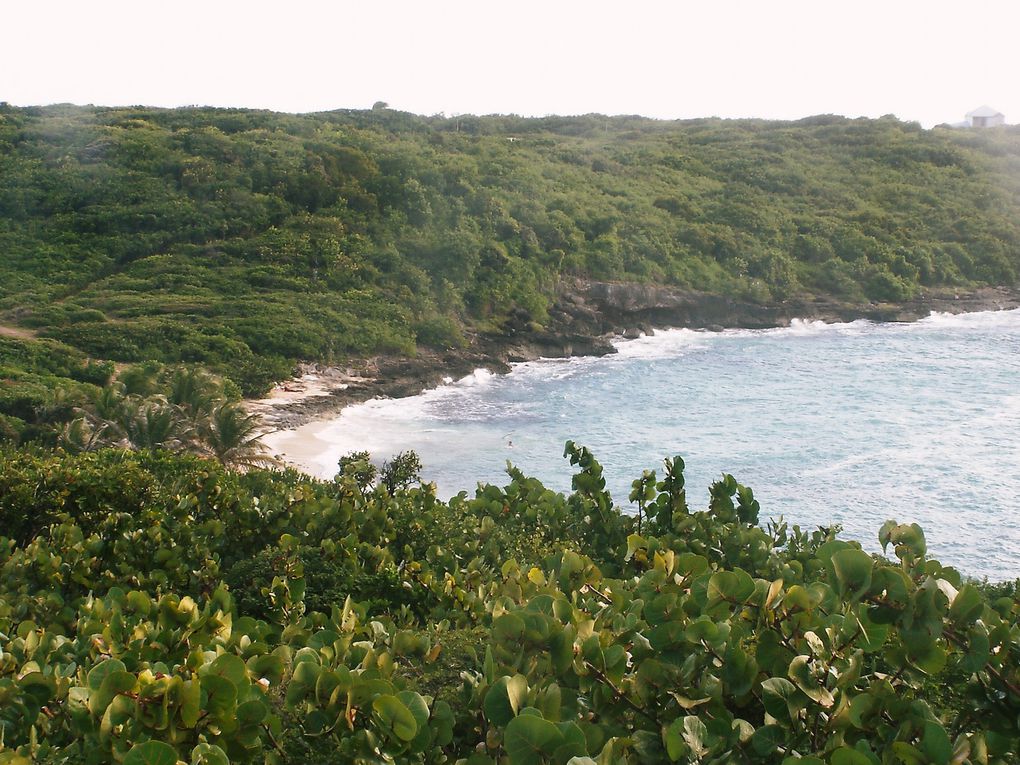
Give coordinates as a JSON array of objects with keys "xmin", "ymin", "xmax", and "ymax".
[{"xmin": 0, "ymin": 446, "xmax": 1018, "ymax": 764}]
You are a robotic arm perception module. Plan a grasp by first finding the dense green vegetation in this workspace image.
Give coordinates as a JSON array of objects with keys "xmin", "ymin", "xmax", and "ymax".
[
  {"xmin": 1, "ymin": 444, "xmax": 1018, "ymax": 764},
  {"xmin": 2, "ymin": 103, "xmax": 1020, "ymax": 409},
  {"xmin": 3, "ymin": 105, "xmax": 1020, "ymax": 762}
]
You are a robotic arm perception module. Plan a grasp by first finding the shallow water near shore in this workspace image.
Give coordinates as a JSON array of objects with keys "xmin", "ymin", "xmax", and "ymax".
[{"xmin": 269, "ymin": 309, "xmax": 1020, "ymax": 580}]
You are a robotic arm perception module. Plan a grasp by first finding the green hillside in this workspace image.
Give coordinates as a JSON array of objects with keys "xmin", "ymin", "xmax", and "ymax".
[{"xmin": 2, "ymin": 104, "xmax": 1020, "ymax": 402}]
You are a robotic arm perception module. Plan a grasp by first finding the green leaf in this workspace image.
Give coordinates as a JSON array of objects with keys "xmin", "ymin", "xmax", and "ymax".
[
  {"xmin": 707, "ymin": 569, "xmax": 755, "ymax": 607},
  {"xmin": 504, "ymin": 713, "xmax": 563, "ymax": 764},
  {"xmin": 830, "ymin": 748, "xmax": 874, "ymax": 765},
  {"xmin": 788, "ymin": 656, "xmax": 834, "ymax": 707},
  {"xmin": 921, "ymin": 721, "xmax": 952, "ymax": 765},
  {"xmin": 372, "ymin": 694, "xmax": 418, "ymax": 742},
  {"xmin": 397, "ymin": 690, "xmax": 431, "ymax": 731},
  {"xmin": 848, "ymin": 694, "xmax": 878, "ymax": 729},
  {"xmin": 681, "ymin": 716, "xmax": 708, "ymax": 758},
  {"xmin": 554, "ymin": 721, "xmax": 588, "ymax": 761},
  {"xmin": 201, "ymin": 674, "xmax": 238, "ymax": 723},
  {"xmin": 493, "ymin": 613, "xmax": 527, "ymax": 645},
  {"xmin": 191, "ymin": 743, "xmax": 229, "ymax": 765},
  {"xmin": 89, "ymin": 670, "xmax": 136, "ymax": 715},
  {"xmin": 123, "ymin": 741, "xmax": 179, "ymax": 765},
  {"xmin": 948, "ymin": 584, "xmax": 984, "ymax": 624},
  {"xmin": 237, "ymin": 697, "xmax": 268, "ymax": 726},
  {"xmin": 829, "ymin": 549, "xmax": 873, "ymax": 601},
  {"xmin": 209, "ymin": 653, "xmax": 248, "ymax": 687},
  {"xmin": 87, "ymin": 658, "xmax": 127, "ymax": 691},
  {"xmin": 889, "ymin": 742, "xmax": 926, "ymax": 765},
  {"xmin": 248, "ymin": 653, "xmax": 285, "ymax": 686},
  {"xmin": 484, "ymin": 675, "xmax": 529, "ymax": 726},
  {"xmin": 961, "ymin": 622, "xmax": 991, "ymax": 673},
  {"xmin": 180, "ymin": 680, "xmax": 201, "ymax": 728},
  {"xmin": 751, "ymin": 724, "xmax": 785, "ymax": 756},
  {"xmin": 761, "ymin": 677, "xmax": 804, "ymax": 724},
  {"xmin": 721, "ymin": 645, "xmax": 758, "ymax": 697},
  {"xmin": 664, "ymin": 718, "xmax": 689, "ymax": 761}
]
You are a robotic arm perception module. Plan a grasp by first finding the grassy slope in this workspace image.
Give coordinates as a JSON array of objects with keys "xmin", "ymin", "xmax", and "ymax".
[{"xmin": 1, "ymin": 105, "xmax": 1019, "ymax": 402}]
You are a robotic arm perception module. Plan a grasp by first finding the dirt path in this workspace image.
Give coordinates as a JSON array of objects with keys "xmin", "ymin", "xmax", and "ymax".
[{"xmin": 0, "ymin": 324, "xmax": 37, "ymax": 340}]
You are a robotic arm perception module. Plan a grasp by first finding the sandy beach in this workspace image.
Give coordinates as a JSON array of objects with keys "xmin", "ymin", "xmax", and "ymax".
[
  {"xmin": 260, "ymin": 422, "xmax": 337, "ymax": 479},
  {"xmin": 248, "ymin": 370, "xmax": 358, "ymax": 478}
]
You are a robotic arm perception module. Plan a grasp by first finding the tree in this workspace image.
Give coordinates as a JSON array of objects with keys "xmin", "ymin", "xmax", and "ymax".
[{"xmin": 199, "ymin": 401, "xmax": 278, "ymax": 469}]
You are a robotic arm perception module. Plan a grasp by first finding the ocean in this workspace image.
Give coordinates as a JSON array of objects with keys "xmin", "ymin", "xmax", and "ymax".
[{"xmin": 279, "ymin": 309, "xmax": 1020, "ymax": 580}]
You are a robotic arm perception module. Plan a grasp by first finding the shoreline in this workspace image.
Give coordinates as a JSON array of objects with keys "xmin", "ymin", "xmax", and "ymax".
[{"xmin": 249, "ymin": 283, "xmax": 1020, "ymax": 473}]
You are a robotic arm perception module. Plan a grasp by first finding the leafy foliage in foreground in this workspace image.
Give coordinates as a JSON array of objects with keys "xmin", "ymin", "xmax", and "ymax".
[
  {"xmin": 2, "ymin": 104, "xmax": 1020, "ymax": 398},
  {"xmin": 1, "ymin": 444, "xmax": 1019, "ymax": 764}
]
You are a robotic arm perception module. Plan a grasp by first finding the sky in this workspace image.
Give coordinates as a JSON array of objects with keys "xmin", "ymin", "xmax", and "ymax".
[{"xmin": 3, "ymin": 0, "xmax": 1020, "ymax": 127}]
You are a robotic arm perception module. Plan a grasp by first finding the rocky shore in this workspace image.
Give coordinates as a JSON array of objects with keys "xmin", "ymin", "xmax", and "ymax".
[{"xmin": 249, "ymin": 281, "xmax": 1020, "ymax": 431}]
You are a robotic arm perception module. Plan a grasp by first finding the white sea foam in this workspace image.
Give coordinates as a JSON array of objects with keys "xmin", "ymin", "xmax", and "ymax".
[
  {"xmin": 457, "ymin": 368, "xmax": 496, "ymax": 386},
  {"xmin": 916, "ymin": 306, "xmax": 1020, "ymax": 329},
  {"xmin": 611, "ymin": 327, "xmax": 706, "ymax": 359}
]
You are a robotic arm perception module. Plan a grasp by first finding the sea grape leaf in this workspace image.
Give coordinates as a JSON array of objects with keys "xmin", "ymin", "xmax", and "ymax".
[
  {"xmin": 830, "ymin": 748, "xmax": 874, "ymax": 765},
  {"xmin": 201, "ymin": 674, "xmax": 238, "ymax": 722},
  {"xmin": 948, "ymin": 584, "xmax": 984, "ymax": 624},
  {"xmin": 961, "ymin": 622, "xmax": 991, "ymax": 673},
  {"xmin": 209, "ymin": 653, "xmax": 247, "ymax": 687},
  {"xmin": 921, "ymin": 720, "xmax": 952, "ymax": 765},
  {"xmin": 373, "ymin": 694, "xmax": 418, "ymax": 742},
  {"xmin": 663, "ymin": 718, "xmax": 689, "ymax": 761},
  {"xmin": 707, "ymin": 569, "xmax": 755, "ymax": 607},
  {"xmin": 504, "ymin": 713, "xmax": 563, "ymax": 764},
  {"xmin": 191, "ymin": 743, "xmax": 229, "ymax": 765},
  {"xmin": 87, "ymin": 658, "xmax": 127, "ymax": 691},
  {"xmin": 830, "ymin": 549, "xmax": 873, "ymax": 601},
  {"xmin": 889, "ymin": 742, "xmax": 926, "ymax": 764},
  {"xmin": 237, "ymin": 697, "xmax": 268, "ymax": 726},
  {"xmin": 397, "ymin": 689, "xmax": 431, "ymax": 749},
  {"xmin": 788, "ymin": 656, "xmax": 834, "ymax": 707},
  {"xmin": 180, "ymin": 680, "xmax": 201, "ymax": 728},
  {"xmin": 123, "ymin": 741, "xmax": 178, "ymax": 765},
  {"xmin": 494, "ymin": 613, "xmax": 527, "ymax": 645},
  {"xmin": 681, "ymin": 716, "xmax": 709, "ymax": 757},
  {"xmin": 89, "ymin": 670, "xmax": 136, "ymax": 716},
  {"xmin": 721, "ymin": 645, "xmax": 758, "ymax": 697},
  {"xmin": 761, "ymin": 677, "xmax": 804, "ymax": 724},
  {"xmin": 484, "ymin": 676, "xmax": 525, "ymax": 726},
  {"xmin": 751, "ymin": 724, "xmax": 785, "ymax": 756}
]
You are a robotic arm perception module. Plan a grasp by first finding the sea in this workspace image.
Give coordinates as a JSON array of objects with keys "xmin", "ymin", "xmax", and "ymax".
[{"xmin": 284, "ymin": 309, "xmax": 1020, "ymax": 580}]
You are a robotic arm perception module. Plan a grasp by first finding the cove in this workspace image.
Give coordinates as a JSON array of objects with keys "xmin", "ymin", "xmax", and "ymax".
[{"xmin": 269, "ymin": 309, "xmax": 1020, "ymax": 580}]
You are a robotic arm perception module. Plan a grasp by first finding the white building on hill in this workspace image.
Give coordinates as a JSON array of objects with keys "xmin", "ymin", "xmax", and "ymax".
[{"xmin": 965, "ymin": 105, "xmax": 1005, "ymax": 128}]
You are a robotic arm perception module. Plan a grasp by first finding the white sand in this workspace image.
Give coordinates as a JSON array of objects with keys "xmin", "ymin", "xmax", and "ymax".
[
  {"xmin": 261, "ymin": 421, "xmax": 338, "ymax": 479},
  {"xmin": 247, "ymin": 370, "xmax": 369, "ymax": 478}
]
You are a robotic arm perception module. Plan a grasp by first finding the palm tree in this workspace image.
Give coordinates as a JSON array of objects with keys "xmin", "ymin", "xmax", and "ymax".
[
  {"xmin": 121, "ymin": 396, "xmax": 185, "ymax": 452},
  {"xmin": 117, "ymin": 362, "xmax": 162, "ymax": 397},
  {"xmin": 199, "ymin": 402, "xmax": 279, "ymax": 470},
  {"xmin": 57, "ymin": 416, "xmax": 113, "ymax": 454},
  {"xmin": 167, "ymin": 367, "xmax": 220, "ymax": 422}
]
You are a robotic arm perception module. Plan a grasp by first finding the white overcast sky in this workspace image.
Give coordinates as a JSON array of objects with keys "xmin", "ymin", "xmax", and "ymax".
[{"xmin": 3, "ymin": 0, "xmax": 1019, "ymax": 127}]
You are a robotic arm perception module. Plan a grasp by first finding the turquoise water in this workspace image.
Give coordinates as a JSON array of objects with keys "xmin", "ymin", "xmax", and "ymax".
[{"xmin": 296, "ymin": 309, "xmax": 1020, "ymax": 580}]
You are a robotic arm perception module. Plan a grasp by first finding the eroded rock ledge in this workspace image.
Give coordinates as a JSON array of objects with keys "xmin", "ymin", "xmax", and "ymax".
[{"xmin": 251, "ymin": 282, "xmax": 1020, "ymax": 430}]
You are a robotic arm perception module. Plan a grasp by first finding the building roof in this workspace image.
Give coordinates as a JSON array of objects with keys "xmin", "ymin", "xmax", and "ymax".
[{"xmin": 966, "ymin": 105, "xmax": 1004, "ymax": 118}]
